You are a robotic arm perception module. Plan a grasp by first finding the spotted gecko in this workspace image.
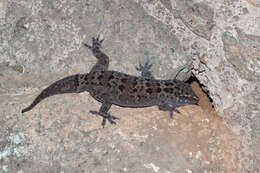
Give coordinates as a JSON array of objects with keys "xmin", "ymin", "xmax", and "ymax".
[{"xmin": 22, "ymin": 36, "xmax": 199, "ymax": 127}]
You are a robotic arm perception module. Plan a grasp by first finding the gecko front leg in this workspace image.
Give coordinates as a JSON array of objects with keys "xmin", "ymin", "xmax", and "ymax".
[
  {"xmin": 83, "ymin": 35, "xmax": 109, "ymax": 72},
  {"xmin": 158, "ymin": 103, "xmax": 181, "ymax": 119},
  {"xmin": 136, "ymin": 60, "xmax": 155, "ymax": 79},
  {"xmin": 157, "ymin": 93, "xmax": 182, "ymax": 119},
  {"xmin": 89, "ymin": 103, "xmax": 119, "ymax": 128}
]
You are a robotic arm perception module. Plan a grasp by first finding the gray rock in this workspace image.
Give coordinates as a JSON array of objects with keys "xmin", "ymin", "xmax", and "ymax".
[{"xmin": 1, "ymin": 0, "xmax": 260, "ymax": 172}]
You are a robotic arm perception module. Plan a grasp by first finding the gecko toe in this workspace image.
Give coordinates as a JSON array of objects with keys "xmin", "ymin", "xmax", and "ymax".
[
  {"xmin": 102, "ymin": 118, "xmax": 106, "ymax": 128},
  {"xmin": 169, "ymin": 111, "xmax": 173, "ymax": 119},
  {"xmin": 168, "ymin": 109, "xmax": 181, "ymax": 118},
  {"xmin": 83, "ymin": 42, "xmax": 91, "ymax": 49},
  {"xmin": 102, "ymin": 116, "xmax": 117, "ymax": 128},
  {"xmin": 90, "ymin": 110, "xmax": 119, "ymax": 127},
  {"xmin": 106, "ymin": 113, "xmax": 119, "ymax": 124},
  {"xmin": 108, "ymin": 119, "xmax": 117, "ymax": 125},
  {"xmin": 174, "ymin": 109, "xmax": 181, "ymax": 114},
  {"xmin": 92, "ymin": 37, "xmax": 103, "ymax": 49},
  {"xmin": 89, "ymin": 110, "xmax": 99, "ymax": 115},
  {"xmin": 136, "ymin": 60, "xmax": 153, "ymax": 72},
  {"xmin": 84, "ymin": 36, "xmax": 104, "ymax": 52},
  {"xmin": 136, "ymin": 60, "xmax": 154, "ymax": 79},
  {"xmin": 110, "ymin": 115, "xmax": 120, "ymax": 120}
]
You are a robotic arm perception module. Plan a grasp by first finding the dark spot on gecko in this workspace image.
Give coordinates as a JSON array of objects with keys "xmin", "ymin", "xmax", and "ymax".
[
  {"xmin": 146, "ymin": 88, "xmax": 153, "ymax": 94},
  {"xmin": 137, "ymin": 95, "xmax": 144, "ymax": 100},
  {"xmin": 156, "ymin": 83, "xmax": 161, "ymax": 87},
  {"xmin": 91, "ymin": 82, "xmax": 96, "ymax": 85},
  {"xmin": 97, "ymin": 75, "xmax": 103, "ymax": 80},
  {"xmin": 91, "ymin": 76, "xmax": 95, "ymax": 80},
  {"xmin": 133, "ymin": 88, "xmax": 138, "ymax": 92},
  {"xmin": 163, "ymin": 88, "xmax": 169, "ymax": 93},
  {"xmin": 108, "ymin": 75, "xmax": 114, "ymax": 80},
  {"xmin": 118, "ymin": 85, "xmax": 125, "ymax": 92},
  {"xmin": 139, "ymin": 86, "xmax": 144, "ymax": 92},
  {"xmin": 145, "ymin": 83, "xmax": 151, "ymax": 87},
  {"xmin": 157, "ymin": 88, "xmax": 161, "ymax": 93},
  {"xmin": 112, "ymin": 81, "xmax": 117, "ymax": 86},
  {"xmin": 107, "ymin": 83, "xmax": 111, "ymax": 88},
  {"xmin": 139, "ymin": 80, "xmax": 144, "ymax": 84},
  {"xmin": 121, "ymin": 78, "xmax": 127, "ymax": 83},
  {"xmin": 165, "ymin": 82, "xmax": 173, "ymax": 86},
  {"xmin": 84, "ymin": 75, "xmax": 88, "ymax": 81},
  {"xmin": 132, "ymin": 81, "xmax": 138, "ymax": 87},
  {"xmin": 99, "ymin": 81, "xmax": 104, "ymax": 86}
]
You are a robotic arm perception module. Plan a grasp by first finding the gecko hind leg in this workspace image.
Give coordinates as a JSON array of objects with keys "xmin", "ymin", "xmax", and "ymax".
[
  {"xmin": 157, "ymin": 93, "xmax": 182, "ymax": 118},
  {"xmin": 89, "ymin": 103, "xmax": 119, "ymax": 127},
  {"xmin": 136, "ymin": 60, "xmax": 155, "ymax": 79},
  {"xmin": 83, "ymin": 35, "xmax": 109, "ymax": 72}
]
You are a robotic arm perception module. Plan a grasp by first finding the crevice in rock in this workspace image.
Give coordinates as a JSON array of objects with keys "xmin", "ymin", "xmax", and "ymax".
[{"xmin": 187, "ymin": 76, "xmax": 215, "ymax": 112}]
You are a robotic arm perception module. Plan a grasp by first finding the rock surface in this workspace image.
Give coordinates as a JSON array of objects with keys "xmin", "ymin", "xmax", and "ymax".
[{"xmin": 0, "ymin": 0, "xmax": 259, "ymax": 172}]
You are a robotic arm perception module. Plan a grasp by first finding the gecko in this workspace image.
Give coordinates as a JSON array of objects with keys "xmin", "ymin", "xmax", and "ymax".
[{"xmin": 21, "ymin": 36, "xmax": 199, "ymax": 127}]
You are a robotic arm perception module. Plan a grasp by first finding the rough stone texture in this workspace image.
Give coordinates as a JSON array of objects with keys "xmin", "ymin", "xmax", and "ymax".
[
  {"xmin": 138, "ymin": 0, "xmax": 260, "ymax": 172},
  {"xmin": 0, "ymin": 0, "xmax": 259, "ymax": 172}
]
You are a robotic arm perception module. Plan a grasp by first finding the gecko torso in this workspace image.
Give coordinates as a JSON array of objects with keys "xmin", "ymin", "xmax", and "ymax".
[
  {"xmin": 78, "ymin": 70, "xmax": 198, "ymax": 109},
  {"xmin": 22, "ymin": 36, "xmax": 199, "ymax": 127}
]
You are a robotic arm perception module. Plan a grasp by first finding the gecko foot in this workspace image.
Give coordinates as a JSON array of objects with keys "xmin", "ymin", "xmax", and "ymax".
[
  {"xmin": 158, "ymin": 103, "xmax": 181, "ymax": 119},
  {"xmin": 83, "ymin": 35, "xmax": 104, "ymax": 52},
  {"xmin": 89, "ymin": 110, "xmax": 120, "ymax": 128},
  {"xmin": 136, "ymin": 60, "xmax": 154, "ymax": 79},
  {"xmin": 169, "ymin": 109, "xmax": 181, "ymax": 119}
]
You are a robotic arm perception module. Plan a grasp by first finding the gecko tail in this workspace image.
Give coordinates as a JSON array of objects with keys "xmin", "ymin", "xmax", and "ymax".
[{"xmin": 21, "ymin": 74, "xmax": 82, "ymax": 113}]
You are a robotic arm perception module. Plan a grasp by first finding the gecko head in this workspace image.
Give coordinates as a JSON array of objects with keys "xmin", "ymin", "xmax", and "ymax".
[{"xmin": 179, "ymin": 84, "xmax": 199, "ymax": 105}]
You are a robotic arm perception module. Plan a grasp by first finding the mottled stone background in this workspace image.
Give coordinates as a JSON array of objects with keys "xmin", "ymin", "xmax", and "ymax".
[{"xmin": 0, "ymin": 0, "xmax": 259, "ymax": 172}]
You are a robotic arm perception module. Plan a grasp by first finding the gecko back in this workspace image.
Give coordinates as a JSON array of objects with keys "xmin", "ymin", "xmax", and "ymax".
[{"xmin": 82, "ymin": 70, "xmax": 199, "ymax": 111}]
